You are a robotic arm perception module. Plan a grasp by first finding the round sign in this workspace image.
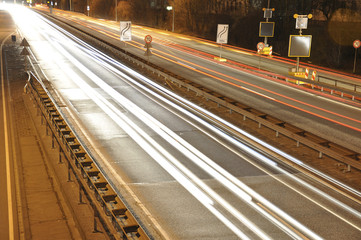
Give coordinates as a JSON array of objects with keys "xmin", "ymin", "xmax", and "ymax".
[
  {"xmin": 145, "ymin": 35, "xmax": 152, "ymax": 44},
  {"xmin": 257, "ymin": 42, "xmax": 265, "ymax": 50},
  {"xmin": 353, "ymin": 40, "xmax": 361, "ymax": 49}
]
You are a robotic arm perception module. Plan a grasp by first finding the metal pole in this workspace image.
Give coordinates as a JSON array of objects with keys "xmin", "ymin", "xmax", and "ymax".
[
  {"xmin": 115, "ymin": 0, "xmax": 117, "ymax": 22},
  {"xmin": 264, "ymin": 10, "xmax": 268, "ymax": 46},
  {"xmin": 353, "ymin": 48, "xmax": 358, "ymax": 73},
  {"xmin": 220, "ymin": 43, "xmax": 222, "ymax": 59},
  {"xmin": 296, "ymin": 57, "xmax": 300, "ymax": 72},
  {"xmin": 172, "ymin": 8, "xmax": 175, "ymax": 32}
]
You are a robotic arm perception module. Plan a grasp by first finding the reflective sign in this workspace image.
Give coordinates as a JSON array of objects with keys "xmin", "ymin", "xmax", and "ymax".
[
  {"xmin": 296, "ymin": 17, "xmax": 308, "ymax": 29},
  {"xmin": 120, "ymin": 21, "xmax": 132, "ymax": 41},
  {"xmin": 288, "ymin": 35, "xmax": 312, "ymax": 57},
  {"xmin": 353, "ymin": 40, "xmax": 361, "ymax": 49},
  {"xmin": 216, "ymin": 24, "xmax": 229, "ymax": 44},
  {"xmin": 259, "ymin": 22, "xmax": 275, "ymax": 37}
]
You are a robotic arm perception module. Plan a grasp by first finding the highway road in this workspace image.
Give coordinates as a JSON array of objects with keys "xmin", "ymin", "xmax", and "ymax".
[
  {"xmin": 33, "ymin": 6, "xmax": 361, "ymax": 154},
  {"xmin": 5, "ymin": 5, "xmax": 361, "ymax": 240}
]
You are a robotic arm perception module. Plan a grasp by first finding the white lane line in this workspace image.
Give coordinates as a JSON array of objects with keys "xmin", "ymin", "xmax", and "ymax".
[{"xmin": 1, "ymin": 32, "xmax": 15, "ymax": 240}]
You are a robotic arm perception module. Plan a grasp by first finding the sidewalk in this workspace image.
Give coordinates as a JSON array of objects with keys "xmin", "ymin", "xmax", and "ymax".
[{"xmin": 2, "ymin": 10, "xmax": 108, "ymax": 240}]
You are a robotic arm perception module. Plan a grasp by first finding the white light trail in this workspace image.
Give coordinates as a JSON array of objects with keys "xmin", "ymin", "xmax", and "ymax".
[
  {"xmin": 11, "ymin": 5, "xmax": 361, "ymax": 239},
  {"xmin": 46, "ymin": 35, "xmax": 270, "ymax": 240}
]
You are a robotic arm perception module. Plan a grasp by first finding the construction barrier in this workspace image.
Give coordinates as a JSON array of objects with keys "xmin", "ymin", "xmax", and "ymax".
[{"xmin": 312, "ymin": 70, "xmax": 317, "ymax": 81}]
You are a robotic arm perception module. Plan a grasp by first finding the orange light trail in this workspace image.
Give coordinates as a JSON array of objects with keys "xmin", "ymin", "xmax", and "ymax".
[{"xmin": 40, "ymin": 10, "xmax": 361, "ymax": 133}]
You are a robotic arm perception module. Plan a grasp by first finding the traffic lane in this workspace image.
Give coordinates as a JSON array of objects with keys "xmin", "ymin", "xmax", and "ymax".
[
  {"xmin": 21, "ymin": 8, "xmax": 360, "ymax": 238},
  {"xmin": 42, "ymin": 9, "xmax": 356, "ymax": 123},
  {"xmin": 111, "ymin": 38, "xmax": 361, "ymax": 150},
  {"xmin": 26, "ymin": 30, "xmax": 283, "ymax": 238},
  {"xmin": 54, "ymin": 42, "xmax": 275, "ymax": 180},
  {"xmin": 61, "ymin": 86, "xmax": 316, "ymax": 240},
  {"xmin": 104, "ymin": 25, "xmax": 361, "ymax": 128},
  {"xmin": 138, "ymin": 40, "xmax": 361, "ymax": 144},
  {"xmin": 131, "ymin": 25, "xmax": 361, "ymax": 88},
  {"xmin": 45, "ymin": 8, "xmax": 361, "ymax": 96},
  {"xmin": 31, "ymin": 25, "xmax": 329, "ymax": 238},
  {"xmin": 51, "ymin": 69, "xmax": 290, "ymax": 239},
  {"xmin": 57, "ymin": 41, "xmax": 361, "ymax": 239},
  {"xmin": 65, "ymin": 101, "xmax": 361, "ymax": 240},
  {"xmin": 150, "ymin": 38, "xmax": 361, "ymax": 124}
]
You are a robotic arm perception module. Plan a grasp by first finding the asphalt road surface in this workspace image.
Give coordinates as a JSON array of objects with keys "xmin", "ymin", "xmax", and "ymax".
[{"xmin": 4, "ymin": 5, "xmax": 361, "ymax": 240}]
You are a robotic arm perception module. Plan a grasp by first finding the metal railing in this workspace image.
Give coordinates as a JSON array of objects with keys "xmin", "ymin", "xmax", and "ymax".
[{"xmin": 26, "ymin": 71, "xmax": 149, "ymax": 240}]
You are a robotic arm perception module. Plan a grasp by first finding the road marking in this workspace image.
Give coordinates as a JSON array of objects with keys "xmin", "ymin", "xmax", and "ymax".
[
  {"xmin": 1, "ymin": 32, "xmax": 15, "ymax": 240},
  {"xmin": 257, "ymin": 203, "xmax": 310, "ymax": 240}
]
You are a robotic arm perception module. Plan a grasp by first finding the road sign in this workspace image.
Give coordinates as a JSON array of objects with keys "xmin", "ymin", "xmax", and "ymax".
[
  {"xmin": 120, "ymin": 21, "xmax": 132, "ymax": 41},
  {"xmin": 259, "ymin": 22, "xmax": 275, "ymax": 37},
  {"xmin": 353, "ymin": 40, "xmax": 361, "ymax": 49},
  {"xmin": 288, "ymin": 35, "xmax": 312, "ymax": 57},
  {"xmin": 145, "ymin": 35, "xmax": 152, "ymax": 44},
  {"xmin": 257, "ymin": 42, "xmax": 265, "ymax": 51},
  {"xmin": 216, "ymin": 24, "xmax": 229, "ymax": 44},
  {"xmin": 263, "ymin": 8, "xmax": 274, "ymax": 19}
]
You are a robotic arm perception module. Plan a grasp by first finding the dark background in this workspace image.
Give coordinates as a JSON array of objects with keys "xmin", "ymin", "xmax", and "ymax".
[{"xmin": 34, "ymin": 0, "xmax": 361, "ymax": 73}]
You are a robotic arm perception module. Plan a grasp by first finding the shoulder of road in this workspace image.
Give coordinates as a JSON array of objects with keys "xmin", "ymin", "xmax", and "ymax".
[{"xmin": 1, "ymin": 10, "xmax": 107, "ymax": 240}]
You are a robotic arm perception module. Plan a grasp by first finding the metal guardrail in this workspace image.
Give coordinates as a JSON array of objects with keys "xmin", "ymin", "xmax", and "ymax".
[{"xmin": 26, "ymin": 72, "xmax": 149, "ymax": 240}]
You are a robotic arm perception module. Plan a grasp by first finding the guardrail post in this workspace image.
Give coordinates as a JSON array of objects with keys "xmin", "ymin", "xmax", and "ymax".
[
  {"xmin": 59, "ymin": 148, "xmax": 63, "ymax": 163},
  {"xmin": 68, "ymin": 163, "xmax": 72, "ymax": 182},
  {"xmin": 52, "ymin": 134, "xmax": 55, "ymax": 149},
  {"xmin": 79, "ymin": 185, "xmax": 84, "ymax": 204},
  {"xmin": 93, "ymin": 207, "xmax": 100, "ymax": 233}
]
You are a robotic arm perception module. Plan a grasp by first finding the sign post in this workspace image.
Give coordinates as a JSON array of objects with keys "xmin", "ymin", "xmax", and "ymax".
[
  {"xmin": 216, "ymin": 24, "xmax": 229, "ymax": 61},
  {"xmin": 144, "ymin": 35, "xmax": 153, "ymax": 59},
  {"xmin": 353, "ymin": 39, "xmax": 360, "ymax": 73},
  {"xmin": 257, "ymin": 42, "xmax": 265, "ymax": 69},
  {"xmin": 288, "ymin": 14, "xmax": 312, "ymax": 76}
]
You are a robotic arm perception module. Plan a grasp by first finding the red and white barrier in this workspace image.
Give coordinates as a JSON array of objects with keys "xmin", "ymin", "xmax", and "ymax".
[{"xmin": 312, "ymin": 70, "xmax": 317, "ymax": 81}]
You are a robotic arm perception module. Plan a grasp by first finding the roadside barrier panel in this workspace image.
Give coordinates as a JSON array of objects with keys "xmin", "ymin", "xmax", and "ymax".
[{"xmin": 26, "ymin": 72, "xmax": 150, "ymax": 240}]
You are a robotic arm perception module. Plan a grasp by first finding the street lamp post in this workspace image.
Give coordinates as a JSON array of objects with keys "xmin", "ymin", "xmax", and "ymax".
[
  {"xmin": 115, "ymin": 0, "xmax": 117, "ymax": 22},
  {"xmin": 167, "ymin": 6, "xmax": 174, "ymax": 32}
]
